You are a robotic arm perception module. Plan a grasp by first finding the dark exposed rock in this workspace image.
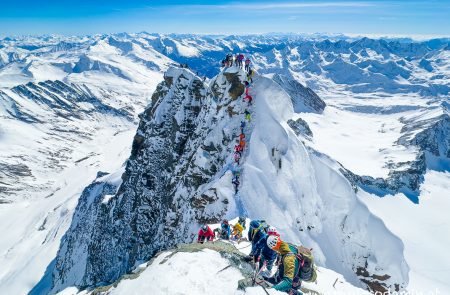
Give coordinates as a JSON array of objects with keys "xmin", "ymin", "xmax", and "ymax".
[
  {"xmin": 357, "ymin": 264, "xmax": 393, "ymax": 293},
  {"xmin": 96, "ymin": 171, "xmax": 109, "ymax": 179},
  {"xmin": 272, "ymin": 73, "xmax": 326, "ymax": 114},
  {"xmin": 288, "ymin": 118, "xmax": 313, "ymax": 138},
  {"xmin": 340, "ymin": 154, "xmax": 425, "ymax": 203},
  {"xmin": 223, "ymin": 72, "xmax": 244, "ymax": 100}
]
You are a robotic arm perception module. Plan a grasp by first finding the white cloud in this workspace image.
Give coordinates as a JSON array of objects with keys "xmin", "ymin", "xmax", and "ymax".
[
  {"xmin": 224, "ymin": 2, "xmax": 377, "ymax": 10},
  {"xmin": 165, "ymin": 1, "xmax": 379, "ymax": 12}
]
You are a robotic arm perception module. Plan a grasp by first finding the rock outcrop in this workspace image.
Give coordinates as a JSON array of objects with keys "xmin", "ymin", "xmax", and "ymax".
[{"xmin": 49, "ymin": 67, "xmax": 249, "ymax": 293}]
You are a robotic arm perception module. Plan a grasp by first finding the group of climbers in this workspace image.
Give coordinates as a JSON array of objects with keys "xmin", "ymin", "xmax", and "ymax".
[
  {"xmin": 198, "ymin": 217, "xmax": 247, "ymax": 242},
  {"xmin": 222, "ymin": 53, "xmax": 251, "ymax": 69},
  {"xmin": 228, "ymin": 62, "xmax": 254, "ymax": 195},
  {"xmin": 243, "ymin": 220, "xmax": 317, "ymax": 294},
  {"xmin": 198, "ymin": 217, "xmax": 317, "ymax": 294}
]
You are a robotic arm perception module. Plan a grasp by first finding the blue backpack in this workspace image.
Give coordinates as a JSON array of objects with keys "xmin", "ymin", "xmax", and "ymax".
[{"xmin": 248, "ymin": 220, "xmax": 268, "ymax": 241}]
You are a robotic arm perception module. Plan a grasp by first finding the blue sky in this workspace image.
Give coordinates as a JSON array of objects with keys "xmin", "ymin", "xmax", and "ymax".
[{"xmin": 1, "ymin": 0, "xmax": 449, "ymax": 37}]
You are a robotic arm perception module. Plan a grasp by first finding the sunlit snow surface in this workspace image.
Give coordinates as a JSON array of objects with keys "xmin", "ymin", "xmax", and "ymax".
[
  {"xmin": 57, "ymin": 218, "xmax": 371, "ymax": 295},
  {"xmin": 359, "ymin": 170, "xmax": 450, "ymax": 293}
]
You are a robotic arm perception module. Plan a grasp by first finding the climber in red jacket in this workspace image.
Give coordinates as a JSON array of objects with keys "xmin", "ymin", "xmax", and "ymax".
[
  {"xmin": 244, "ymin": 94, "xmax": 253, "ymax": 105},
  {"xmin": 197, "ymin": 225, "xmax": 215, "ymax": 243}
]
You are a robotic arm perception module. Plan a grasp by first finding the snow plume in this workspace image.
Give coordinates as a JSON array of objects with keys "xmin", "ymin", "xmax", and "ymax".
[{"xmin": 43, "ymin": 67, "xmax": 408, "ymax": 293}]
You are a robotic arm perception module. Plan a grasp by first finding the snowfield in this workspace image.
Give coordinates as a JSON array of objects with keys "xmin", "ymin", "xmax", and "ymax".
[
  {"xmin": 359, "ymin": 170, "xmax": 450, "ymax": 293},
  {"xmin": 300, "ymin": 106, "xmax": 419, "ymax": 178}
]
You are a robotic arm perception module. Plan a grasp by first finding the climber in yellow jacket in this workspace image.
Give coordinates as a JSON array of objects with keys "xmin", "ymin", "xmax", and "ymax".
[
  {"xmin": 232, "ymin": 221, "xmax": 244, "ymax": 239},
  {"xmin": 265, "ymin": 235, "xmax": 317, "ymax": 293}
]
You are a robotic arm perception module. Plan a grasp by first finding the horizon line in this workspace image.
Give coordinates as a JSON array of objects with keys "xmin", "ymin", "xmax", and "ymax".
[{"xmin": 1, "ymin": 32, "xmax": 449, "ymax": 41}]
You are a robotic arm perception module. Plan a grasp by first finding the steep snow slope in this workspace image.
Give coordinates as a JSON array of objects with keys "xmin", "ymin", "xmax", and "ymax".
[{"xmin": 239, "ymin": 76, "xmax": 408, "ymax": 291}]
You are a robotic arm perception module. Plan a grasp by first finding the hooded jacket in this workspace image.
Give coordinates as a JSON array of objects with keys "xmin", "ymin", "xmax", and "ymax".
[
  {"xmin": 197, "ymin": 226, "xmax": 215, "ymax": 242},
  {"xmin": 273, "ymin": 241, "xmax": 300, "ymax": 291}
]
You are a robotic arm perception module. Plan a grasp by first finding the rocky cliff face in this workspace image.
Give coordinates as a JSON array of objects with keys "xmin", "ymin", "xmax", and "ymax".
[
  {"xmin": 49, "ymin": 67, "xmax": 248, "ymax": 292},
  {"xmin": 272, "ymin": 73, "xmax": 326, "ymax": 114}
]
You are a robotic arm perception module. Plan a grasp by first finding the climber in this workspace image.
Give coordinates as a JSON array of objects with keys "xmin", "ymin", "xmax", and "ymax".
[
  {"xmin": 240, "ymin": 121, "xmax": 246, "ymax": 133},
  {"xmin": 245, "ymin": 84, "xmax": 250, "ymax": 96},
  {"xmin": 234, "ymin": 151, "xmax": 241, "ymax": 164},
  {"xmin": 234, "ymin": 143, "xmax": 243, "ymax": 155},
  {"xmin": 235, "ymin": 54, "xmax": 240, "ymax": 67},
  {"xmin": 239, "ymin": 54, "xmax": 245, "ymax": 68},
  {"xmin": 221, "ymin": 59, "xmax": 226, "ymax": 67},
  {"xmin": 239, "ymin": 137, "xmax": 246, "ymax": 151},
  {"xmin": 227, "ymin": 53, "xmax": 233, "ymax": 67},
  {"xmin": 197, "ymin": 224, "xmax": 215, "ymax": 243},
  {"xmin": 239, "ymin": 133, "xmax": 245, "ymax": 141},
  {"xmin": 247, "ymin": 220, "xmax": 267, "ymax": 243},
  {"xmin": 244, "ymin": 94, "xmax": 253, "ymax": 105},
  {"xmin": 245, "ymin": 220, "xmax": 269, "ymax": 259},
  {"xmin": 232, "ymin": 221, "xmax": 244, "ymax": 240},
  {"xmin": 251, "ymin": 226, "xmax": 279, "ymax": 278},
  {"xmin": 245, "ymin": 57, "xmax": 251, "ymax": 72},
  {"xmin": 215, "ymin": 219, "xmax": 232, "ymax": 240},
  {"xmin": 244, "ymin": 109, "xmax": 251, "ymax": 122},
  {"xmin": 225, "ymin": 53, "xmax": 232, "ymax": 67},
  {"xmin": 247, "ymin": 68, "xmax": 254, "ymax": 83},
  {"xmin": 232, "ymin": 175, "xmax": 240, "ymax": 194},
  {"xmin": 264, "ymin": 235, "xmax": 317, "ymax": 293}
]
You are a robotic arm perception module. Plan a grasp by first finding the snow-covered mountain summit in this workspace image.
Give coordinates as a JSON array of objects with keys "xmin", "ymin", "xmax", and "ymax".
[{"xmin": 35, "ymin": 66, "xmax": 409, "ymax": 294}]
